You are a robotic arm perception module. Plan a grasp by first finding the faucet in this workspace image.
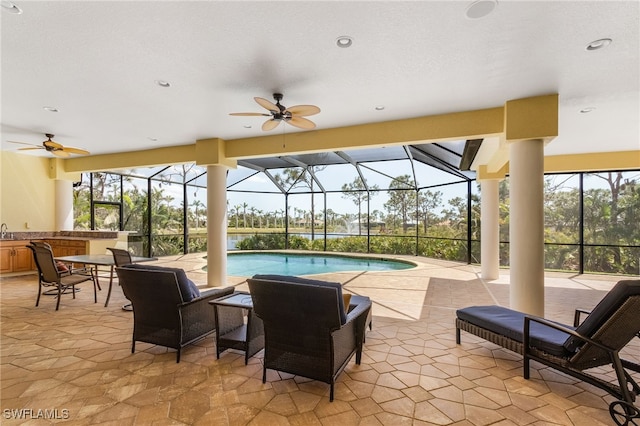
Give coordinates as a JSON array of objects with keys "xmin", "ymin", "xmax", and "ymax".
[{"xmin": 0, "ymin": 223, "xmax": 7, "ymax": 239}]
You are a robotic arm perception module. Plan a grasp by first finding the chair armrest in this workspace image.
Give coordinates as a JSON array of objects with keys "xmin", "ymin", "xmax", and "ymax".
[
  {"xmin": 573, "ymin": 308, "xmax": 591, "ymax": 327},
  {"xmin": 180, "ymin": 286, "xmax": 235, "ymax": 307},
  {"xmin": 69, "ymin": 266, "xmax": 94, "ymax": 277},
  {"xmin": 344, "ymin": 299, "xmax": 370, "ymax": 326},
  {"xmin": 524, "ymin": 315, "xmax": 613, "ymax": 354}
]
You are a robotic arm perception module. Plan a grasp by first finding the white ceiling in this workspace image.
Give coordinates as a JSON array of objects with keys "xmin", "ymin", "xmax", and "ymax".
[{"xmin": 1, "ymin": 1, "xmax": 638, "ymax": 161}]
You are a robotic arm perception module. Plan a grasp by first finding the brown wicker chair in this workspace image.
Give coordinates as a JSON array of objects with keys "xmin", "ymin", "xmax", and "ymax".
[
  {"xmin": 28, "ymin": 243, "xmax": 97, "ymax": 311},
  {"xmin": 247, "ymin": 275, "xmax": 372, "ymax": 401},
  {"xmin": 456, "ymin": 279, "xmax": 640, "ymax": 425},
  {"xmin": 115, "ymin": 265, "xmax": 234, "ymax": 362}
]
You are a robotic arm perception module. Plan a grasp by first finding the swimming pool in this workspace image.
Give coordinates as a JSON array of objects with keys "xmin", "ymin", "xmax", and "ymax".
[{"xmin": 224, "ymin": 252, "xmax": 415, "ymax": 276}]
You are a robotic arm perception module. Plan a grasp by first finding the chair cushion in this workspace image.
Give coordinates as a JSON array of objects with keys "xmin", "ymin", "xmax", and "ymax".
[
  {"xmin": 565, "ymin": 279, "xmax": 640, "ymax": 352},
  {"xmin": 252, "ymin": 274, "xmax": 347, "ymax": 324},
  {"xmin": 456, "ymin": 305, "xmax": 573, "ymax": 356},
  {"xmin": 123, "ymin": 264, "xmax": 200, "ymax": 302},
  {"xmin": 343, "ymin": 294, "xmax": 352, "ymax": 314}
]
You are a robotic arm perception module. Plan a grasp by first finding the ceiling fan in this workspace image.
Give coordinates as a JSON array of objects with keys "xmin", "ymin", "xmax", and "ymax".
[
  {"xmin": 8, "ymin": 134, "xmax": 90, "ymax": 157},
  {"xmin": 230, "ymin": 93, "xmax": 320, "ymax": 131}
]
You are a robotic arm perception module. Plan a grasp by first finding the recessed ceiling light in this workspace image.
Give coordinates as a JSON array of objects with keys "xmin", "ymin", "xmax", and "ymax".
[
  {"xmin": 465, "ymin": 0, "xmax": 497, "ymax": 19},
  {"xmin": 375, "ymin": 105, "xmax": 385, "ymax": 111},
  {"xmin": 1, "ymin": 0, "xmax": 22, "ymax": 14},
  {"xmin": 580, "ymin": 107, "xmax": 596, "ymax": 113},
  {"xmin": 336, "ymin": 36, "xmax": 353, "ymax": 48},
  {"xmin": 155, "ymin": 80, "xmax": 171, "ymax": 88},
  {"xmin": 43, "ymin": 106, "xmax": 58, "ymax": 112},
  {"xmin": 586, "ymin": 38, "xmax": 612, "ymax": 51}
]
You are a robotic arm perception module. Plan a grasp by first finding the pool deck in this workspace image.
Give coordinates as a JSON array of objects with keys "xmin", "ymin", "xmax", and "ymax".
[{"xmin": 1, "ymin": 251, "xmax": 637, "ymax": 425}]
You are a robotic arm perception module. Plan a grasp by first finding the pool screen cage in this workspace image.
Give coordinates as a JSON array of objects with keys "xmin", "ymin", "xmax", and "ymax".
[{"xmin": 73, "ymin": 140, "xmax": 640, "ymax": 276}]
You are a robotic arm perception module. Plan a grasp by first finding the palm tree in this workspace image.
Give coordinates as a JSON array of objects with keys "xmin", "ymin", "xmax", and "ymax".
[{"xmin": 242, "ymin": 202, "xmax": 249, "ymax": 228}]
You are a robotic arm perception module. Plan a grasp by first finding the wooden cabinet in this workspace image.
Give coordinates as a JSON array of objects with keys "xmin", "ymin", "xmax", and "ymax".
[
  {"xmin": 0, "ymin": 240, "xmax": 34, "ymax": 273},
  {"xmin": 43, "ymin": 239, "xmax": 88, "ymax": 257}
]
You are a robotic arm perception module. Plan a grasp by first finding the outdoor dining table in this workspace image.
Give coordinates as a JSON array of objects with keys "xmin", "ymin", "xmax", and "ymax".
[{"xmin": 54, "ymin": 254, "xmax": 157, "ymax": 307}]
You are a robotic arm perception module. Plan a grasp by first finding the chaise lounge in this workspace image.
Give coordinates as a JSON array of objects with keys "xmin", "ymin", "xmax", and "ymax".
[{"xmin": 456, "ymin": 279, "xmax": 640, "ymax": 425}]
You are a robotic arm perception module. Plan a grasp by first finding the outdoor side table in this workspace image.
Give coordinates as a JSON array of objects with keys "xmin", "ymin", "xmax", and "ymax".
[{"xmin": 209, "ymin": 291, "xmax": 265, "ymax": 365}]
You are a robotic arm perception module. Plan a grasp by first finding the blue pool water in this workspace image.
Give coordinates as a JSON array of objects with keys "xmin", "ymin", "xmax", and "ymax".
[{"xmin": 225, "ymin": 252, "xmax": 414, "ymax": 276}]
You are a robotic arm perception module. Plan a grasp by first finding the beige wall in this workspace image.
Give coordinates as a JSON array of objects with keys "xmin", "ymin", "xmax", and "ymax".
[{"xmin": 0, "ymin": 151, "xmax": 56, "ymax": 232}]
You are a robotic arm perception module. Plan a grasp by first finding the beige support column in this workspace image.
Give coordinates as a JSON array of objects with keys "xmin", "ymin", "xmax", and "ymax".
[
  {"xmin": 509, "ymin": 139, "xmax": 545, "ymax": 315},
  {"xmin": 206, "ymin": 165, "xmax": 228, "ymax": 287},
  {"xmin": 55, "ymin": 179, "xmax": 74, "ymax": 231},
  {"xmin": 480, "ymin": 179, "xmax": 500, "ymax": 280}
]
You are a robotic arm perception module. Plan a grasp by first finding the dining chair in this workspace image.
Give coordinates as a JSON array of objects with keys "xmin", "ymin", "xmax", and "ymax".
[
  {"xmin": 28, "ymin": 243, "xmax": 97, "ymax": 310},
  {"xmin": 107, "ymin": 247, "xmax": 134, "ymax": 311}
]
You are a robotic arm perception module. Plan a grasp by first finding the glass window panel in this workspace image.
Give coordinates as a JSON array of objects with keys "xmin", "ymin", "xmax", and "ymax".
[
  {"xmin": 227, "ymin": 166, "xmax": 260, "ymax": 188},
  {"xmin": 92, "ymin": 172, "xmax": 121, "ymax": 202},
  {"xmin": 73, "ymin": 173, "xmax": 91, "ymax": 230},
  {"xmin": 118, "ymin": 166, "xmax": 168, "ymax": 179},
  {"xmin": 315, "ymin": 164, "xmax": 363, "ymax": 191},
  {"xmin": 150, "ymin": 180, "xmax": 183, "ymax": 236},
  {"xmin": 584, "ymin": 171, "xmax": 640, "ymax": 246},
  {"xmin": 499, "ymin": 179, "xmax": 510, "ymax": 244},
  {"xmin": 271, "ymin": 167, "xmax": 323, "ymax": 194},
  {"xmin": 412, "ymin": 160, "xmax": 466, "ymax": 187},
  {"xmin": 122, "ymin": 176, "xmax": 148, "ymax": 235},
  {"xmin": 93, "ymin": 203, "xmax": 120, "ymax": 231},
  {"xmin": 227, "ymin": 192, "xmax": 285, "ymax": 230},
  {"xmin": 228, "ymin": 170, "xmax": 282, "ymax": 192},
  {"xmin": 342, "ymin": 146, "xmax": 408, "ymax": 163},
  {"xmin": 359, "ymin": 161, "xmax": 415, "ymax": 190},
  {"xmin": 289, "ymin": 152, "xmax": 346, "ymax": 166},
  {"xmin": 155, "ymin": 164, "xmax": 204, "ymax": 184},
  {"xmin": 544, "ymin": 174, "xmax": 580, "ymax": 244}
]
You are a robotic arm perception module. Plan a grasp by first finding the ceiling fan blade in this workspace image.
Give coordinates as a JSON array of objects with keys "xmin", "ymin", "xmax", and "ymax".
[
  {"xmin": 44, "ymin": 140, "xmax": 63, "ymax": 149},
  {"xmin": 51, "ymin": 150, "xmax": 70, "ymax": 158},
  {"xmin": 8, "ymin": 140, "xmax": 40, "ymax": 147},
  {"xmin": 18, "ymin": 147, "xmax": 44, "ymax": 151},
  {"xmin": 255, "ymin": 97, "xmax": 279, "ymax": 113},
  {"xmin": 262, "ymin": 119, "xmax": 281, "ymax": 131},
  {"xmin": 286, "ymin": 105, "xmax": 321, "ymax": 117},
  {"xmin": 61, "ymin": 146, "xmax": 90, "ymax": 155},
  {"xmin": 229, "ymin": 112, "xmax": 271, "ymax": 116},
  {"xmin": 287, "ymin": 116, "xmax": 316, "ymax": 130}
]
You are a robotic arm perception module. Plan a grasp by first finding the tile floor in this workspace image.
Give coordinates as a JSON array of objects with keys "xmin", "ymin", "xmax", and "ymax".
[{"xmin": 1, "ymin": 253, "xmax": 638, "ymax": 425}]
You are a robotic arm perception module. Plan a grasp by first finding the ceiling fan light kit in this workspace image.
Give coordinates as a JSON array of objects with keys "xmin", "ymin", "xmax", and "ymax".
[{"xmin": 230, "ymin": 93, "xmax": 320, "ymax": 131}]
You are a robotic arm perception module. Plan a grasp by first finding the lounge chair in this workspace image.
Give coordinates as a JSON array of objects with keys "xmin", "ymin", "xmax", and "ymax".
[
  {"xmin": 455, "ymin": 279, "xmax": 640, "ymax": 425},
  {"xmin": 247, "ymin": 274, "xmax": 372, "ymax": 401},
  {"xmin": 115, "ymin": 264, "xmax": 235, "ymax": 362}
]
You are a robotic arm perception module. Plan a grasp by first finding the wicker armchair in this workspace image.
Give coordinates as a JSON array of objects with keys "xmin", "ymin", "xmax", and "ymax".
[
  {"xmin": 456, "ymin": 279, "xmax": 640, "ymax": 425},
  {"xmin": 115, "ymin": 265, "xmax": 234, "ymax": 362},
  {"xmin": 28, "ymin": 242, "xmax": 97, "ymax": 311},
  {"xmin": 247, "ymin": 275, "xmax": 372, "ymax": 401}
]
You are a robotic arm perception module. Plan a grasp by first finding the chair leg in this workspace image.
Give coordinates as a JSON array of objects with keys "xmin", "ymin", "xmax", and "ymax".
[
  {"xmin": 330, "ymin": 383, "xmax": 334, "ymax": 402},
  {"xmin": 55, "ymin": 286, "xmax": 62, "ymax": 311},
  {"xmin": 131, "ymin": 341, "xmax": 136, "ymax": 354},
  {"xmin": 72, "ymin": 285, "xmax": 76, "ymax": 299},
  {"xmin": 93, "ymin": 278, "xmax": 98, "ymax": 303},
  {"xmin": 176, "ymin": 349, "xmax": 181, "ymax": 363},
  {"xmin": 36, "ymin": 282, "xmax": 42, "ymax": 307},
  {"xmin": 262, "ymin": 365, "xmax": 267, "ymax": 384},
  {"xmin": 523, "ymin": 355, "xmax": 531, "ymax": 379}
]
